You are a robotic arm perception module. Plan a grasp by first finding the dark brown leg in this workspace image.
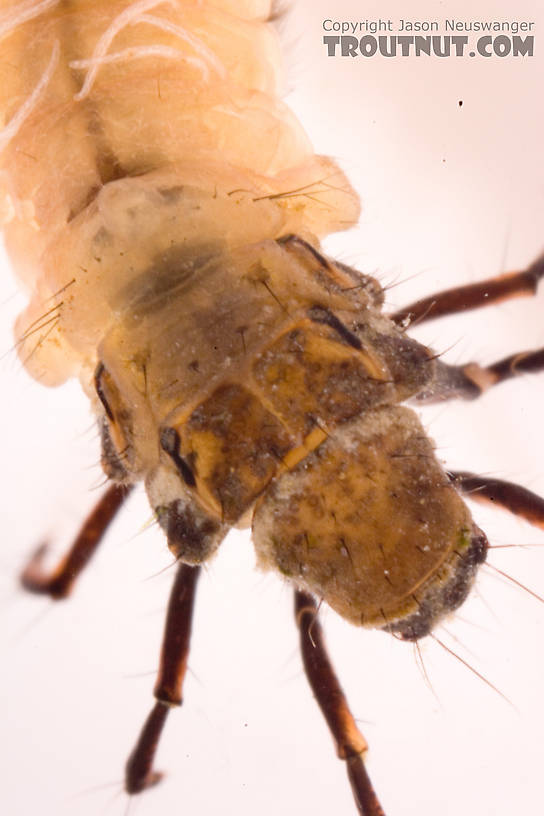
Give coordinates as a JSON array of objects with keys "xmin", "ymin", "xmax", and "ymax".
[
  {"xmin": 389, "ymin": 253, "xmax": 544, "ymax": 327},
  {"xmin": 449, "ymin": 471, "xmax": 544, "ymax": 530},
  {"xmin": 295, "ymin": 591, "xmax": 385, "ymax": 816},
  {"xmin": 125, "ymin": 562, "xmax": 200, "ymax": 794},
  {"xmin": 415, "ymin": 346, "xmax": 544, "ymax": 403},
  {"xmin": 20, "ymin": 483, "xmax": 133, "ymax": 599}
]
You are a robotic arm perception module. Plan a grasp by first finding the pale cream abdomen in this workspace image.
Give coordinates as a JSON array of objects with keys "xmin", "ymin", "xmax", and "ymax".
[{"xmin": 0, "ymin": 0, "xmax": 359, "ymax": 385}]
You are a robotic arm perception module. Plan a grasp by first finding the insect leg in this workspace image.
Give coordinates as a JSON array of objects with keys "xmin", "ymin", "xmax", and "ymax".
[
  {"xmin": 294, "ymin": 591, "xmax": 386, "ymax": 816},
  {"xmin": 415, "ymin": 346, "xmax": 544, "ymax": 403},
  {"xmin": 125, "ymin": 562, "xmax": 200, "ymax": 794},
  {"xmin": 20, "ymin": 482, "xmax": 132, "ymax": 599},
  {"xmin": 449, "ymin": 471, "xmax": 544, "ymax": 531},
  {"xmin": 388, "ymin": 253, "xmax": 544, "ymax": 327}
]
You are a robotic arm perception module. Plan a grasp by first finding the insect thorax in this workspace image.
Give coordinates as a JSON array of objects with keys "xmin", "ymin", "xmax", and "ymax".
[{"xmin": 92, "ymin": 219, "xmax": 486, "ymax": 637}]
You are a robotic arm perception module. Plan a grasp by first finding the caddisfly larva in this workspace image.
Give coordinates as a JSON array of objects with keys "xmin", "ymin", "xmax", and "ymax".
[{"xmin": 4, "ymin": 2, "xmax": 544, "ymax": 813}]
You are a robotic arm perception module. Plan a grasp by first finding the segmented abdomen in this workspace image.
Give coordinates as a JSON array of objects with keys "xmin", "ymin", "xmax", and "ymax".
[{"xmin": 0, "ymin": 0, "xmax": 358, "ymax": 385}]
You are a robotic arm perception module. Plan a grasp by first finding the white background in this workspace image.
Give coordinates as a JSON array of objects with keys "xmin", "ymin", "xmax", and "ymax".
[{"xmin": 1, "ymin": 1, "xmax": 544, "ymax": 815}]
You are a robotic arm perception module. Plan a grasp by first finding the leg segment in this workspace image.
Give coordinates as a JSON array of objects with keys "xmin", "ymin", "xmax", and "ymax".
[
  {"xmin": 20, "ymin": 482, "xmax": 133, "ymax": 599},
  {"xmin": 389, "ymin": 253, "xmax": 544, "ymax": 327},
  {"xmin": 449, "ymin": 471, "xmax": 544, "ymax": 530},
  {"xmin": 415, "ymin": 346, "xmax": 544, "ymax": 403},
  {"xmin": 125, "ymin": 562, "xmax": 200, "ymax": 794},
  {"xmin": 294, "ymin": 591, "xmax": 385, "ymax": 816}
]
